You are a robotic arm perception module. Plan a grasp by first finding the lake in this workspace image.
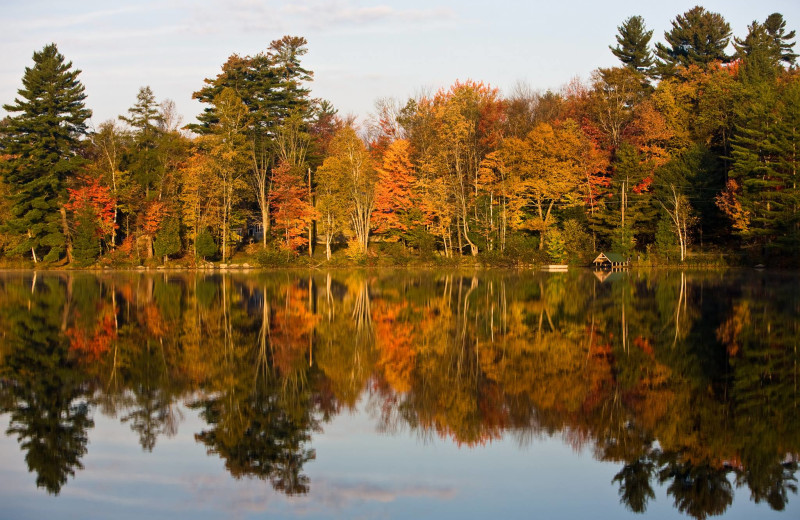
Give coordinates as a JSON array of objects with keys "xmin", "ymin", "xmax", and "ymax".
[{"xmin": 0, "ymin": 269, "xmax": 797, "ymax": 519}]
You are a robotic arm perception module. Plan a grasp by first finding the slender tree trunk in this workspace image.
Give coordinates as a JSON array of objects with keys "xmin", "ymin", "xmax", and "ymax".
[
  {"xmin": 60, "ymin": 207, "xmax": 73, "ymax": 263},
  {"xmin": 308, "ymin": 167, "xmax": 313, "ymax": 257}
]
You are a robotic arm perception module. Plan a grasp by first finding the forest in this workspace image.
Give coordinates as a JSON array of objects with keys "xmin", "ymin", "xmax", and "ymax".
[{"xmin": 1, "ymin": 6, "xmax": 799, "ymax": 268}]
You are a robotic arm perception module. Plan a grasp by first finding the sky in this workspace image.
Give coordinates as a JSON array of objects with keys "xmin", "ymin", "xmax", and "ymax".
[{"xmin": 2, "ymin": 0, "xmax": 800, "ymax": 129}]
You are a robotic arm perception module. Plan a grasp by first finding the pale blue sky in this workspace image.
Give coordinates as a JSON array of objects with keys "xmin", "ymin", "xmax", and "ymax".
[{"xmin": 2, "ymin": 1, "xmax": 799, "ymax": 128}]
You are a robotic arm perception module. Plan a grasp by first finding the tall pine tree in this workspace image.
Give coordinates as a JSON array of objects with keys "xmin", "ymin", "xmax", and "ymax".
[
  {"xmin": 119, "ymin": 86, "xmax": 163, "ymax": 198},
  {"xmin": 0, "ymin": 44, "xmax": 91, "ymax": 263},
  {"xmin": 655, "ymin": 7, "xmax": 732, "ymax": 77},
  {"xmin": 610, "ymin": 15, "xmax": 655, "ymax": 75}
]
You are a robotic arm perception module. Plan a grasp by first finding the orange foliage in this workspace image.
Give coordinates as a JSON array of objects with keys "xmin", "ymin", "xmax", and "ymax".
[
  {"xmin": 373, "ymin": 301, "xmax": 417, "ymax": 393},
  {"xmin": 143, "ymin": 200, "xmax": 167, "ymax": 236},
  {"xmin": 372, "ymin": 139, "xmax": 416, "ymax": 239},
  {"xmin": 269, "ymin": 161, "xmax": 315, "ymax": 253},
  {"xmin": 67, "ymin": 310, "xmax": 117, "ymax": 362},
  {"xmin": 65, "ymin": 175, "xmax": 117, "ymax": 237},
  {"xmin": 271, "ymin": 284, "xmax": 319, "ymax": 375},
  {"xmin": 634, "ymin": 336, "xmax": 655, "ymax": 357}
]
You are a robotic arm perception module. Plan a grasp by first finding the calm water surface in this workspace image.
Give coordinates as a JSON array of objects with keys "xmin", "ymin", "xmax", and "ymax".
[{"xmin": 0, "ymin": 269, "xmax": 797, "ymax": 519}]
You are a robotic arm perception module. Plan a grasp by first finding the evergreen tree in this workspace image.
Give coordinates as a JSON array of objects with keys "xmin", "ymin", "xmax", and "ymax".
[
  {"xmin": 655, "ymin": 7, "xmax": 732, "ymax": 76},
  {"xmin": 727, "ymin": 78, "xmax": 800, "ymax": 258},
  {"xmin": 764, "ymin": 13, "xmax": 798, "ymax": 66},
  {"xmin": 153, "ymin": 216, "xmax": 181, "ymax": 263},
  {"xmin": 610, "ymin": 15, "xmax": 655, "ymax": 75},
  {"xmin": 119, "ymin": 86, "xmax": 164, "ymax": 197},
  {"xmin": 190, "ymin": 37, "xmax": 315, "ymax": 247},
  {"xmin": 194, "ymin": 228, "xmax": 217, "ymax": 260},
  {"xmin": 0, "ymin": 277, "xmax": 93, "ymax": 495},
  {"xmin": 733, "ymin": 17, "xmax": 795, "ymax": 83},
  {"xmin": 71, "ymin": 206, "xmax": 100, "ymax": 266},
  {"xmin": 0, "ymin": 44, "xmax": 91, "ymax": 263}
]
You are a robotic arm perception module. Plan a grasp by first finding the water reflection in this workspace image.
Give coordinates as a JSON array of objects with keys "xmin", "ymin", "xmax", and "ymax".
[{"xmin": 0, "ymin": 269, "xmax": 797, "ymax": 517}]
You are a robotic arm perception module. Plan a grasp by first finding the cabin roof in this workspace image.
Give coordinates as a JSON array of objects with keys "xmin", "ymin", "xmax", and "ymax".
[{"xmin": 593, "ymin": 252, "xmax": 627, "ymax": 264}]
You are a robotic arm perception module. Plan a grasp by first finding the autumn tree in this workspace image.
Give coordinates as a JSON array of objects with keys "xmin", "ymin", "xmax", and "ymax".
[
  {"xmin": 587, "ymin": 67, "xmax": 649, "ymax": 150},
  {"xmin": 408, "ymin": 81, "xmax": 505, "ymax": 256},
  {"xmin": 315, "ymin": 125, "xmax": 376, "ymax": 254},
  {"xmin": 521, "ymin": 120, "xmax": 592, "ymax": 249},
  {"xmin": 88, "ymin": 120, "xmax": 129, "ymax": 248},
  {"xmin": 269, "ymin": 160, "xmax": 315, "ymax": 254},
  {"xmin": 179, "ymin": 145, "xmax": 215, "ymax": 258},
  {"xmin": 0, "ymin": 44, "xmax": 91, "ymax": 263},
  {"xmin": 372, "ymin": 139, "xmax": 419, "ymax": 244},
  {"xmin": 64, "ymin": 176, "xmax": 117, "ymax": 263}
]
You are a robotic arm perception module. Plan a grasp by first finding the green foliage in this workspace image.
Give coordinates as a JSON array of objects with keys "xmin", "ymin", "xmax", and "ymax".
[
  {"xmin": 154, "ymin": 217, "xmax": 181, "ymax": 261},
  {"xmin": 71, "ymin": 207, "xmax": 100, "ymax": 267},
  {"xmin": 498, "ymin": 233, "xmax": 545, "ymax": 265},
  {"xmin": 254, "ymin": 246, "xmax": 295, "ymax": 267},
  {"xmin": 610, "ymin": 15, "xmax": 655, "ymax": 75},
  {"xmin": 546, "ymin": 228, "xmax": 567, "ymax": 263},
  {"xmin": 654, "ymin": 216, "xmax": 678, "ymax": 257},
  {"xmin": 655, "ymin": 6, "xmax": 732, "ymax": 75},
  {"xmin": 0, "ymin": 43, "xmax": 91, "ymax": 263},
  {"xmin": 562, "ymin": 219, "xmax": 592, "ymax": 263},
  {"xmin": 726, "ymin": 80, "xmax": 800, "ymax": 255},
  {"xmin": 119, "ymin": 86, "xmax": 164, "ymax": 195},
  {"xmin": 195, "ymin": 228, "xmax": 217, "ymax": 260}
]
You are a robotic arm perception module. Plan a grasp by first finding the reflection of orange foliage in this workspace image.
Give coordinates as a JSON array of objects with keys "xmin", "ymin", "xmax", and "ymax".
[
  {"xmin": 374, "ymin": 301, "xmax": 416, "ymax": 393},
  {"xmin": 584, "ymin": 336, "xmax": 615, "ymax": 413},
  {"xmin": 634, "ymin": 336, "xmax": 654, "ymax": 357},
  {"xmin": 144, "ymin": 304, "xmax": 166, "ymax": 337},
  {"xmin": 271, "ymin": 284, "xmax": 319, "ymax": 375},
  {"xmin": 67, "ymin": 311, "xmax": 117, "ymax": 362},
  {"xmin": 716, "ymin": 303, "xmax": 750, "ymax": 357}
]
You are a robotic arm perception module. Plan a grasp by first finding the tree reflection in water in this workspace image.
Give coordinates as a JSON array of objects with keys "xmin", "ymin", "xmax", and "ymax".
[{"xmin": 0, "ymin": 269, "xmax": 798, "ymax": 518}]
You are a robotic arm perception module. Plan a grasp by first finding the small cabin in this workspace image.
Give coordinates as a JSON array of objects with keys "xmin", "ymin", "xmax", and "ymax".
[{"xmin": 592, "ymin": 252, "xmax": 630, "ymax": 270}]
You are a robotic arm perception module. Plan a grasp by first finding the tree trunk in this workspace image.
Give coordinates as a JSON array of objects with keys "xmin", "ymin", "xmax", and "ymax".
[{"xmin": 60, "ymin": 206, "xmax": 73, "ymax": 263}]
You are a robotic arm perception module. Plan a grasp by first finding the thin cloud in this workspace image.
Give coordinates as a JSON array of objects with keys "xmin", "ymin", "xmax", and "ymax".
[
  {"xmin": 193, "ymin": 0, "xmax": 456, "ymax": 33},
  {"xmin": 19, "ymin": 4, "xmax": 161, "ymax": 31},
  {"xmin": 283, "ymin": 1, "xmax": 456, "ymax": 29}
]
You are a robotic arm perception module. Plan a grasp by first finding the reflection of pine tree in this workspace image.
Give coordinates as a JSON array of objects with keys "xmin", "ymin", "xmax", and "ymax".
[
  {"xmin": 726, "ymin": 275, "xmax": 800, "ymax": 510},
  {"xmin": 193, "ymin": 380, "xmax": 318, "ymax": 495},
  {"xmin": 191, "ymin": 276, "xmax": 320, "ymax": 496},
  {"xmin": 0, "ymin": 276, "xmax": 93, "ymax": 495},
  {"xmin": 658, "ymin": 459, "xmax": 734, "ymax": 520},
  {"xmin": 613, "ymin": 455, "xmax": 657, "ymax": 513}
]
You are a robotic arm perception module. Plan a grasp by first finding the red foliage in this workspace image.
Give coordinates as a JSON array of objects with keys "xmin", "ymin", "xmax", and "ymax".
[
  {"xmin": 142, "ymin": 201, "xmax": 167, "ymax": 236},
  {"xmin": 65, "ymin": 176, "xmax": 117, "ymax": 237},
  {"xmin": 269, "ymin": 161, "xmax": 315, "ymax": 253},
  {"xmin": 67, "ymin": 311, "xmax": 117, "ymax": 362}
]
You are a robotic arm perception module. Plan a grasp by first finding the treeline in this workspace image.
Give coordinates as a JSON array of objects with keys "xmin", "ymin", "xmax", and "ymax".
[{"xmin": 1, "ymin": 7, "xmax": 799, "ymax": 267}]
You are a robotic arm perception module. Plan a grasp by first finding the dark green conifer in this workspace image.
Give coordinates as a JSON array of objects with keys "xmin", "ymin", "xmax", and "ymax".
[
  {"xmin": 0, "ymin": 43, "xmax": 91, "ymax": 263},
  {"xmin": 195, "ymin": 228, "xmax": 217, "ymax": 260},
  {"xmin": 119, "ymin": 86, "xmax": 164, "ymax": 197},
  {"xmin": 71, "ymin": 206, "xmax": 100, "ymax": 266},
  {"xmin": 764, "ymin": 13, "xmax": 798, "ymax": 66},
  {"xmin": 610, "ymin": 16, "xmax": 655, "ymax": 75},
  {"xmin": 154, "ymin": 216, "xmax": 181, "ymax": 263},
  {"xmin": 655, "ymin": 6, "xmax": 732, "ymax": 76}
]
